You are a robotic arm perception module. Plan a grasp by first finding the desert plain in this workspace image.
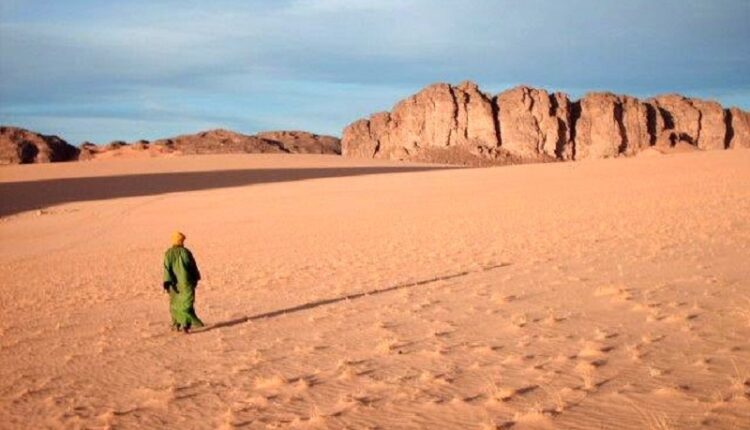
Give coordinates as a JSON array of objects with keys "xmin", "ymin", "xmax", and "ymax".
[{"xmin": 1, "ymin": 150, "xmax": 750, "ymax": 429}]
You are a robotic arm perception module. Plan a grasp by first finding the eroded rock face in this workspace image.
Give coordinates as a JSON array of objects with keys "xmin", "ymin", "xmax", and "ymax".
[
  {"xmin": 341, "ymin": 118, "xmax": 379, "ymax": 159},
  {"xmin": 497, "ymin": 86, "xmax": 571, "ymax": 160},
  {"xmin": 729, "ymin": 108, "xmax": 750, "ymax": 149},
  {"xmin": 572, "ymin": 93, "xmax": 624, "ymax": 160},
  {"xmin": 576, "ymin": 94, "xmax": 654, "ymax": 160},
  {"xmin": 342, "ymin": 81, "xmax": 750, "ymax": 165},
  {"xmin": 453, "ymin": 81, "xmax": 499, "ymax": 150},
  {"xmin": 0, "ymin": 126, "xmax": 79, "ymax": 165},
  {"xmin": 651, "ymin": 95, "xmax": 703, "ymax": 148},
  {"xmin": 692, "ymin": 100, "xmax": 727, "ymax": 151},
  {"xmin": 389, "ymin": 83, "xmax": 454, "ymax": 155},
  {"xmin": 620, "ymin": 96, "xmax": 653, "ymax": 156},
  {"xmin": 342, "ymin": 81, "xmax": 501, "ymax": 164}
]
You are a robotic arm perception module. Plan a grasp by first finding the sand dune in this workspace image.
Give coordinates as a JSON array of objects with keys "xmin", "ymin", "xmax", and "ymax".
[{"xmin": 1, "ymin": 151, "xmax": 749, "ymax": 429}]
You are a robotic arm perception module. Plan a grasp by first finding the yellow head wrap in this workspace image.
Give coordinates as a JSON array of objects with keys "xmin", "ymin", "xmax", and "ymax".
[{"xmin": 172, "ymin": 231, "xmax": 186, "ymax": 246}]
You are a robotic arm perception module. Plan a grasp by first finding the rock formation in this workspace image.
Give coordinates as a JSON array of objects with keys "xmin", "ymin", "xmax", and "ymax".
[
  {"xmin": 0, "ymin": 126, "xmax": 79, "ymax": 165},
  {"xmin": 342, "ymin": 82, "xmax": 750, "ymax": 165},
  {"xmin": 572, "ymin": 94, "xmax": 617, "ymax": 160},
  {"xmin": 343, "ymin": 82, "xmax": 501, "ymax": 163},
  {"xmin": 151, "ymin": 129, "xmax": 288, "ymax": 155},
  {"xmin": 125, "ymin": 129, "xmax": 340, "ymax": 157},
  {"xmin": 256, "ymin": 131, "xmax": 341, "ymax": 154},
  {"xmin": 496, "ymin": 86, "xmax": 572, "ymax": 160},
  {"xmin": 147, "ymin": 129, "xmax": 340, "ymax": 156},
  {"xmin": 0, "ymin": 127, "xmax": 341, "ymax": 164},
  {"xmin": 729, "ymin": 108, "xmax": 750, "ymax": 149}
]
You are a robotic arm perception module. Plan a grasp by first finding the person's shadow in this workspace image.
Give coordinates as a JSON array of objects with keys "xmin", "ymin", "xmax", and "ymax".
[{"xmin": 198, "ymin": 262, "xmax": 511, "ymax": 333}]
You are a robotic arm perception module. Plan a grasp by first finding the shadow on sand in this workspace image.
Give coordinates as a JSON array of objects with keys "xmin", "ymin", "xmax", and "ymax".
[
  {"xmin": 0, "ymin": 165, "xmax": 454, "ymax": 217},
  {"xmin": 200, "ymin": 262, "xmax": 511, "ymax": 333}
]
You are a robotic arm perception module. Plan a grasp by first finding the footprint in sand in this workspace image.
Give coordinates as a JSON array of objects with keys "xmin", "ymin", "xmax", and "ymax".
[
  {"xmin": 511, "ymin": 313, "xmax": 528, "ymax": 328},
  {"xmin": 595, "ymin": 285, "xmax": 635, "ymax": 303},
  {"xmin": 593, "ymin": 327, "xmax": 619, "ymax": 341},
  {"xmin": 374, "ymin": 336, "xmax": 410, "ymax": 354},
  {"xmin": 641, "ymin": 333, "xmax": 666, "ymax": 344},
  {"xmin": 577, "ymin": 340, "xmax": 613, "ymax": 359},
  {"xmin": 486, "ymin": 383, "xmax": 539, "ymax": 403},
  {"xmin": 492, "ymin": 293, "xmax": 519, "ymax": 305},
  {"xmin": 254, "ymin": 374, "xmax": 288, "ymax": 391},
  {"xmin": 574, "ymin": 362, "xmax": 600, "ymax": 391}
]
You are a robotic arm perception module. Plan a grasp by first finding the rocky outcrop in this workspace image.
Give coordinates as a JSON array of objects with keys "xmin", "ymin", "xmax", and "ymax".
[
  {"xmin": 647, "ymin": 95, "xmax": 726, "ymax": 151},
  {"xmin": 256, "ymin": 131, "xmax": 341, "ymax": 154},
  {"xmin": 692, "ymin": 100, "xmax": 727, "ymax": 151},
  {"xmin": 497, "ymin": 86, "xmax": 572, "ymax": 160},
  {"xmin": 623, "ymin": 97, "xmax": 656, "ymax": 155},
  {"xmin": 574, "ymin": 93, "xmax": 623, "ymax": 160},
  {"xmin": 573, "ymin": 94, "xmax": 656, "ymax": 159},
  {"xmin": 0, "ymin": 127, "xmax": 341, "ymax": 165},
  {"xmin": 150, "ymin": 129, "xmax": 340, "ymax": 156},
  {"xmin": 94, "ymin": 129, "xmax": 343, "ymax": 161},
  {"xmin": 0, "ymin": 126, "xmax": 79, "ymax": 165},
  {"xmin": 77, "ymin": 142, "xmax": 99, "ymax": 161},
  {"xmin": 151, "ymin": 129, "xmax": 288, "ymax": 155},
  {"xmin": 342, "ymin": 82, "xmax": 750, "ymax": 165},
  {"xmin": 342, "ymin": 82, "xmax": 501, "ymax": 163},
  {"xmin": 728, "ymin": 108, "xmax": 750, "ymax": 149}
]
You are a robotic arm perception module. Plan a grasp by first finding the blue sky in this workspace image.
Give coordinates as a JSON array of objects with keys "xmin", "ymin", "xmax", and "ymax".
[{"xmin": 1, "ymin": 0, "xmax": 748, "ymax": 143}]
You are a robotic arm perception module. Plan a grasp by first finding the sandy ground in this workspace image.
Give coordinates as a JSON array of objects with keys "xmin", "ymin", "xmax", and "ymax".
[{"xmin": 1, "ymin": 151, "xmax": 750, "ymax": 430}]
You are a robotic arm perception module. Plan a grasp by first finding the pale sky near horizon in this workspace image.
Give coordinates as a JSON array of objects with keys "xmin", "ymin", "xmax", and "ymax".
[{"xmin": 1, "ymin": 0, "xmax": 748, "ymax": 144}]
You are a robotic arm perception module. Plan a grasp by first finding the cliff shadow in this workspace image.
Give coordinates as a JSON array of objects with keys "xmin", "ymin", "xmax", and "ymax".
[
  {"xmin": 724, "ymin": 109, "xmax": 734, "ymax": 149},
  {"xmin": 645, "ymin": 103, "xmax": 658, "ymax": 147},
  {"xmin": 0, "ymin": 165, "xmax": 455, "ymax": 217},
  {"xmin": 569, "ymin": 101, "xmax": 582, "ymax": 160}
]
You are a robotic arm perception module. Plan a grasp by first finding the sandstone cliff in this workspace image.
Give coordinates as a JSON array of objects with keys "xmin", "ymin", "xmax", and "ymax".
[
  {"xmin": 0, "ymin": 126, "xmax": 80, "ymax": 165},
  {"xmin": 342, "ymin": 82, "xmax": 750, "ymax": 165}
]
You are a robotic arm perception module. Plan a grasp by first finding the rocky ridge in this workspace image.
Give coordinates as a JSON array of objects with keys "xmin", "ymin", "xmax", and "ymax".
[
  {"xmin": 149, "ymin": 129, "xmax": 341, "ymax": 156},
  {"xmin": 256, "ymin": 131, "xmax": 341, "ymax": 155},
  {"xmin": 1, "ymin": 128, "xmax": 341, "ymax": 164},
  {"xmin": 342, "ymin": 82, "xmax": 750, "ymax": 165}
]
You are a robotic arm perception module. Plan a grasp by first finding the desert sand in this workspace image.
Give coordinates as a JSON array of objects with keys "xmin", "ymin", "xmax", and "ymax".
[{"xmin": 1, "ymin": 151, "xmax": 749, "ymax": 429}]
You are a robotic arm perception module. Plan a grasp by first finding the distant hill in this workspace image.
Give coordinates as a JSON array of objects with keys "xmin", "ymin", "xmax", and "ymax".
[{"xmin": 0, "ymin": 127, "xmax": 341, "ymax": 165}]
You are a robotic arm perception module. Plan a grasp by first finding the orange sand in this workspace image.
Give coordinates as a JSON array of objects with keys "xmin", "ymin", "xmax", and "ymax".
[{"xmin": 1, "ymin": 151, "xmax": 749, "ymax": 429}]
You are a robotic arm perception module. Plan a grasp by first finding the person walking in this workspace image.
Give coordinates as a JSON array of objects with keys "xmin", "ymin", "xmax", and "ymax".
[{"xmin": 163, "ymin": 231, "xmax": 204, "ymax": 333}]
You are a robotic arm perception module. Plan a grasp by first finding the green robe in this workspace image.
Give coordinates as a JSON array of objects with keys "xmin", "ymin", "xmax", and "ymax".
[{"xmin": 163, "ymin": 245, "xmax": 204, "ymax": 329}]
